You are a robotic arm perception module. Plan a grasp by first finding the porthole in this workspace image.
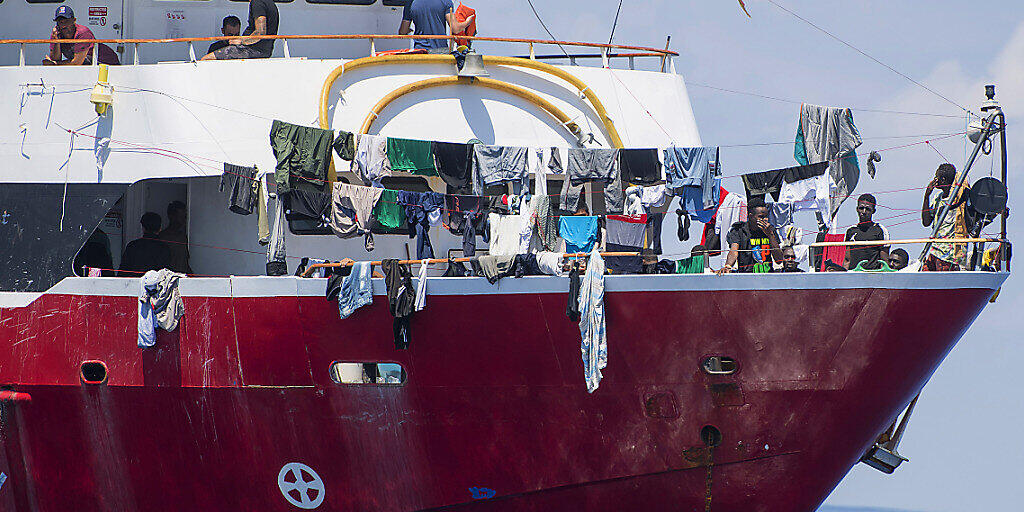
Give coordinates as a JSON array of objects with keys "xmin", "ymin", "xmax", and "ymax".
[
  {"xmin": 701, "ymin": 356, "xmax": 737, "ymax": 375},
  {"xmin": 80, "ymin": 360, "xmax": 108, "ymax": 385},
  {"xmin": 700, "ymin": 425, "xmax": 722, "ymax": 447}
]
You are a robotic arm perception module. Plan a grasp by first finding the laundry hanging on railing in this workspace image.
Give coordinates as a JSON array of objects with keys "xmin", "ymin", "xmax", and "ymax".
[
  {"xmin": 578, "ymin": 249, "xmax": 607, "ymax": 393},
  {"xmin": 663, "ymin": 146, "xmax": 721, "ymax": 209},
  {"xmin": 137, "ymin": 269, "xmax": 185, "ymax": 348},
  {"xmin": 561, "ymin": 148, "xmax": 624, "ymax": 214},
  {"xmin": 472, "ymin": 144, "xmax": 529, "ymax": 195},
  {"xmin": 605, "ymin": 214, "xmax": 647, "ymax": 273}
]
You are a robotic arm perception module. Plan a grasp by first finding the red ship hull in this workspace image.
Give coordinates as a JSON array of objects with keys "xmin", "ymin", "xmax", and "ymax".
[{"xmin": 0, "ymin": 273, "xmax": 1005, "ymax": 511}]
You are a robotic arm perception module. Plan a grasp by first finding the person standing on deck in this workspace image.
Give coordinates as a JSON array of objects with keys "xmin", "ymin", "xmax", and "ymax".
[
  {"xmin": 120, "ymin": 213, "xmax": 171, "ymax": 276},
  {"xmin": 399, "ymin": 0, "xmax": 476, "ymax": 54},
  {"xmin": 921, "ymin": 163, "xmax": 969, "ymax": 271},
  {"xmin": 202, "ymin": 0, "xmax": 279, "ymax": 60},
  {"xmin": 717, "ymin": 197, "xmax": 783, "ymax": 274},
  {"xmin": 159, "ymin": 201, "xmax": 193, "ymax": 275},
  {"xmin": 844, "ymin": 194, "xmax": 890, "ymax": 270}
]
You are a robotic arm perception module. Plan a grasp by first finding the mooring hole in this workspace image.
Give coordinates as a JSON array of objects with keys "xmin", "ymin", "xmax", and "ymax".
[
  {"xmin": 701, "ymin": 425, "xmax": 723, "ymax": 447},
  {"xmin": 80, "ymin": 361, "xmax": 108, "ymax": 385}
]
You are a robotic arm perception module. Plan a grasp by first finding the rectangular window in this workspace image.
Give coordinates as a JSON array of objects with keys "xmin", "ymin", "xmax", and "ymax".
[{"xmin": 330, "ymin": 362, "xmax": 406, "ymax": 385}]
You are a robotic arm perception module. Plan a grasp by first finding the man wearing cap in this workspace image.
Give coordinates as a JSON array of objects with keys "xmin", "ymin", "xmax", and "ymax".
[{"xmin": 44, "ymin": 6, "xmax": 120, "ymax": 66}]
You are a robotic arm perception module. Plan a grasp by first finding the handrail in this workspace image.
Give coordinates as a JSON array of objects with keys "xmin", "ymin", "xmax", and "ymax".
[
  {"xmin": 809, "ymin": 238, "xmax": 1002, "ymax": 247},
  {"xmin": 0, "ymin": 33, "xmax": 679, "ymax": 56},
  {"xmin": 302, "ymin": 252, "xmax": 639, "ymax": 277}
]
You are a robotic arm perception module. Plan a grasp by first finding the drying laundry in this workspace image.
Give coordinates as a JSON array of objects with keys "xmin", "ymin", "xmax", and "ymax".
[
  {"xmin": 353, "ymin": 134, "xmax": 393, "ymax": 186},
  {"xmin": 795, "ymin": 104, "xmax": 863, "ymax": 217},
  {"xmin": 818, "ymin": 233, "xmax": 847, "ymax": 272},
  {"xmin": 445, "ymin": 194, "xmax": 490, "ymax": 256},
  {"xmin": 676, "ymin": 255, "xmax": 706, "ymax": 274},
  {"xmin": 137, "ymin": 269, "xmax": 185, "ymax": 348},
  {"xmin": 333, "ymin": 130, "xmax": 356, "ymax": 161},
  {"xmin": 562, "ymin": 148, "xmax": 624, "ymax": 214},
  {"xmin": 286, "ymin": 189, "xmax": 332, "ymax": 224},
  {"xmin": 536, "ymin": 251, "xmax": 566, "ymax": 276},
  {"xmin": 398, "ymin": 191, "xmax": 444, "ymax": 260},
  {"xmin": 488, "ymin": 213, "xmax": 526, "ymax": 256},
  {"xmin": 578, "ymin": 249, "xmax": 607, "ymax": 393},
  {"xmin": 532, "ymin": 194, "xmax": 559, "ymax": 251},
  {"xmin": 681, "ymin": 178, "xmax": 722, "ymax": 223},
  {"xmin": 605, "ymin": 214, "xmax": 646, "ymax": 274},
  {"xmin": 620, "ymin": 148, "xmax": 662, "ymax": 185},
  {"xmin": 383, "ymin": 260, "xmax": 416, "ymax": 350},
  {"xmin": 221, "ymin": 163, "xmax": 260, "ymax": 215},
  {"xmin": 415, "ymin": 260, "xmax": 429, "ymax": 312},
  {"xmin": 387, "ymin": 137, "xmax": 438, "ymax": 175},
  {"xmin": 478, "ymin": 254, "xmax": 516, "ymax": 284},
  {"xmin": 372, "ymin": 189, "xmax": 406, "ymax": 230},
  {"xmin": 663, "ymin": 146, "xmax": 720, "ymax": 208},
  {"xmin": 473, "ymin": 145, "xmax": 529, "ymax": 195},
  {"xmin": 432, "ymin": 141, "xmax": 475, "ymax": 192},
  {"xmin": 269, "ymin": 120, "xmax": 334, "ymax": 194},
  {"xmin": 559, "ymin": 216, "xmax": 600, "ymax": 254},
  {"xmin": 742, "ymin": 168, "xmax": 784, "ymax": 202},
  {"xmin": 333, "ymin": 261, "xmax": 374, "ymax": 319},
  {"xmin": 566, "ymin": 262, "xmax": 582, "ymax": 322},
  {"xmin": 267, "ymin": 195, "xmax": 288, "ymax": 276},
  {"xmin": 330, "ymin": 183, "xmax": 384, "ymax": 240}
]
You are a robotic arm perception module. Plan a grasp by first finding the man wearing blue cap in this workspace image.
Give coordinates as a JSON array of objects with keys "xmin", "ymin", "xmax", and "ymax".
[{"xmin": 44, "ymin": 6, "xmax": 120, "ymax": 66}]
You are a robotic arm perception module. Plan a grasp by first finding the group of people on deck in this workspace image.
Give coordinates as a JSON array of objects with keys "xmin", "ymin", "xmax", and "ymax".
[
  {"xmin": 45, "ymin": 0, "xmax": 472, "ymax": 65},
  {"xmin": 704, "ymin": 163, "xmax": 970, "ymax": 274},
  {"xmin": 74, "ymin": 202, "xmax": 193, "ymax": 277}
]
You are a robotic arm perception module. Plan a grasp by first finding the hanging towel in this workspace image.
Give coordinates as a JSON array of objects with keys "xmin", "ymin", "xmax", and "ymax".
[
  {"xmin": 372, "ymin": 189, "xmax": 406, "ymax": 230},
  {"xmin": 137, "ymin": 269, "xmax": 185, "ymax": 348},
  {"xmin": 620, "ymin": 148, "xmax": 662, "ymax": 185},
  {"xmin": 383, "ymin": 260, "xmax": 416, "ymax": 350},
  {"xmin": 432, "ymin": 141, "xmax": 475, "ymax": 192},
  {"xmin": 221, "ymin": 163, "xmax": 260, "ymax": 215},
  {"xmin": 335, "ymin": 261, "xmax": 374, "ymax": 319},
  {"xmin": 488, "ymin": 213, "xmax": 525, "ymax": 256},
  {"xmin": 353, "ymin": 134, "xmax": 393, "ymax": 186},
  {"xmin": 333, "ymin": 130, "xmax": 356, "ymax": 161},
  {"xmin": 269, "ymin": 120, "xmax": 334, "ymax": 194},
  {"xmin": 663, "ymin": 146, "xmax": 721, "ymax": 208},
  {"xmin": 819, "ymin": 233, "xmax": 848, "ymax": 272},
  {"xmin": 795, "ymin": 104, "xmax": 862, "ymax": 217},
  {"xmin": 415, "ymin": 260, "xmax": 429, "ymax": 312},
  {"xmin": 267, "ymin": 195, "xmax": 288, "ymax": 276},
  {"xmin": 472, "ymin": 145, "xmax": 529, "ymax": 195},
  {"xmin": 387, "ymin": 137, "xmax": 438, "ymax": 175},
  {"xmin": 579, "ymin": 249, "xmax": 607, "ymax": 393},
  {"xmin": 286, "ymin": 188, "xmax": 332, "ymax": 225},
  {"xmin": 257, "ymin": 176, "xmax": 270, "ymax": 245},
  {"xmin": 566, "ymin": 262, "xmax": 582, "ymax": 322},
  {"xmin": 533, "ymin": 194, "xmax": 559, "ymax": 251},
  {"xmin": 559, "ymin": 216, "xmax": 600, "ymax": 253},
  {"xmin": 331, "ymin": 183, "xmax": 384, "ymax": 239}
]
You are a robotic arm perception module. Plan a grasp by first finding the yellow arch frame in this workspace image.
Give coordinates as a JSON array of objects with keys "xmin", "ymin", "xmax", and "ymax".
[
  {"xmin": 318, "ymin": 54, "xmax": 624, "ymax": 148},
  {"xmin": 358, "ymin": 76, "xmax": 582, "ymax": 139}
]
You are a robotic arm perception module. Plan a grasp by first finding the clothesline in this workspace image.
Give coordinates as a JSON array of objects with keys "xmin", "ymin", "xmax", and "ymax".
[{"xmin": 301, "ymin": 251, "xmax": 641, "ymax": 277}]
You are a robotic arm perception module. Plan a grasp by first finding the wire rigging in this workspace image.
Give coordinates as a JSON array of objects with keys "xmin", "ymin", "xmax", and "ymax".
[
  {"xmin": 524, "ymin": 0, "xmax": 570, "ymax": 59},
  {"xmin": 764, "ymin": 0, "xmax": 976, "ymax": 117},
  {"xmin": 607, "ymin": 0, "xmax": 624, "ymax": 45}
]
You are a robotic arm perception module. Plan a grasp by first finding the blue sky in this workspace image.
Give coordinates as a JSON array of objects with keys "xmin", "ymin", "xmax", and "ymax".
[{"xmin": 471, "ymin": 1, "xmax": 1023, "ymax": 510}]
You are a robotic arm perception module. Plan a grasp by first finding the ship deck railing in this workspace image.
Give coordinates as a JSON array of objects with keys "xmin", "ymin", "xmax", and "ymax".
[{"xmin": 0, "ymin": 34, "xmax": 680, "ymax": 71}]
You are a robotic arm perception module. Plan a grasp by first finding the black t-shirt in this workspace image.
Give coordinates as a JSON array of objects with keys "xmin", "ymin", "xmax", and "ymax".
[
  {"xmin": 245, "ymin": 0, "xmax": 280, "ymax": 55},
  {"xmin": 845, "ymin": 222, "xmax": 890, "ymax": 270},
  {"xmin": 208, "ymin": 40, "xmax": 230, "ymax": 55},
  {"xmin": 119, "ymin": 237, "xmax": 171, "ymax": 276},
  {"xmin": 726, "ymin": 222, "xmax": 774, "ymax": 273}
]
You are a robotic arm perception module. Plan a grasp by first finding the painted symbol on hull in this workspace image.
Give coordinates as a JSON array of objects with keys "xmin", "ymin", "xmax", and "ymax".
[
  {"xmin": 277, "ymin": 463, "xmax": 325, "ymax": 509},
  {"xmin": 470, "ymin": 487, "xmax": 496, "ymax": 500},
  {"xmin": 0, "ymin": 472, "xmax": 7, "ymax": 492}
]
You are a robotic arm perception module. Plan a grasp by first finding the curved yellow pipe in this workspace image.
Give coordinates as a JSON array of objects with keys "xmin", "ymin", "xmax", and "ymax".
[
  {"xmin": 318, "ymin": 54, "xmax": 623, "ymax": 148},
  {"xmin": 358, "ymin": 76, "xmax": 582, "ymax": 140}
]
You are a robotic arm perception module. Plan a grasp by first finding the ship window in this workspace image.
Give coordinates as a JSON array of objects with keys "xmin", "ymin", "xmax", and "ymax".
[
  {"xmin": 26, "ymin": 1, "xmax": 65, "ymax": 4},
  {"xmin": 701, "ymin": 356, "xmax": 737, "ymax": 375},
  {"xmin": 80, "ymin": 361, "xmax": 108, "ymax": 385},
  {"xmin": 330, "ymin": 362, "xmax": 406, "ymax": 385},
  {"xmin": 700, "ymin": 425, "xmax": 722, "ymax": 447},
  {"xmin": 382, "ymin": 0, "xmax": 408, "ymax": 5}
]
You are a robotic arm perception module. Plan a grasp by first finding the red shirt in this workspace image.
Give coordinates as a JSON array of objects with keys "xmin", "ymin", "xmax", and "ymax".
[{"xmin": 50, "ymin": 24, "xmax": 119, "ymax": 65}]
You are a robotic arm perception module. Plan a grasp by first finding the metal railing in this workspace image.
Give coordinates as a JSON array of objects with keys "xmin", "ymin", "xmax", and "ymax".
[{"xmin": 1, "ymin": 34, "xmax": 679, "ymax": 70}]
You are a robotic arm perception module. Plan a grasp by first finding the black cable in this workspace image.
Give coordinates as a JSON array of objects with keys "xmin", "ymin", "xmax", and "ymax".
[
  {"xmin": 764, "ymin": 0, "xmax": 976, "ymax": 117},
  {"xmin": 608, "ymin": 0, "xmax": 624, "ymax": 46},
  {"xmin": 524, "ymin": 0, "xmax": 571, "ymax": 59}
]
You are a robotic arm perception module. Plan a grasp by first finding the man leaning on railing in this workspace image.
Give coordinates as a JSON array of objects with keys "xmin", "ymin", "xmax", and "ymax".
[
  {"xmin": 399, "ymin": 0, "xmax": 476, "ymax": 54},
  {"xmin": 43, "ymin": 6, "xmax": 120, "ymax": 66},
  {"xmin": 201, "ymin": 0, "xmax": 279, "ymax": 61}
]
